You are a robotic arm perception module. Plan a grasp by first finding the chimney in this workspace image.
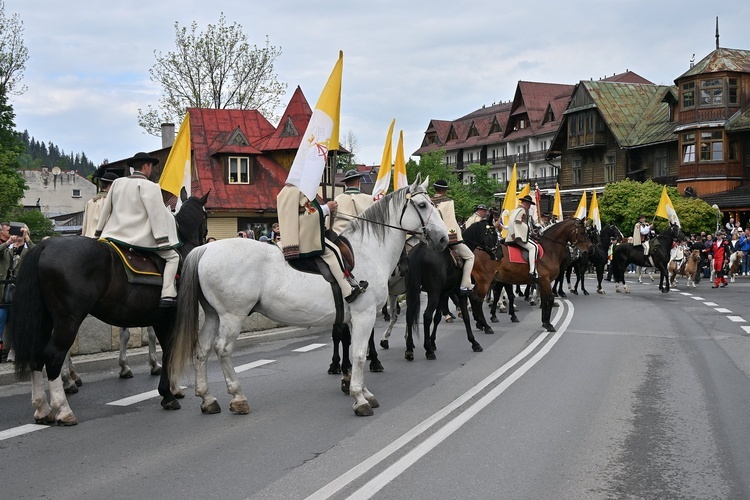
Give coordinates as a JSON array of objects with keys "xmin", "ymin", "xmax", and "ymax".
[{"xmin": 161, "ymin": 123, "xmax": 176, "ymax": 148}]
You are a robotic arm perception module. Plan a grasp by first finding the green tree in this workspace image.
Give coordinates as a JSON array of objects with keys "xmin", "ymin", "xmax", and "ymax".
[
  {"xmin": 5, "ymin": 206, "xmax": 53, "ymax": 242},
  {"xmin": 0, "ymin": 1, "xmax": 28, "ymax": 96},
  {"xmin": 139, "ymin": 13, "xmax": 287, "ymax": 135},
  {"xmin": 599, "ymin": 179, "xmax": 717, "ymax": 236},
  {"xmin": 0, "ymin": 91, "xmax": 26, "ymax": 219}
]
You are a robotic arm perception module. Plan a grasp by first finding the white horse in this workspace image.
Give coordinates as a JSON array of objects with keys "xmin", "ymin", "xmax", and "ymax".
[
  {"xmin": 169, "ymin": 176, "xmax": 449, "ymax": 417},
  {"xmin": 729, "ymin": 250, "xmax": 744, "ymax": 283}
]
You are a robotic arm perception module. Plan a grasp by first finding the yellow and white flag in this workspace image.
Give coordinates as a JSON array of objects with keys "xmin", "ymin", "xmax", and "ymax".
[
  {"xmin": 517, "ymin": 183, "xmax": 530, "ymax": 199},
  {"xmin": 500, "ymin": 164, "xmax": 518, "ymax": 237},
  {"xmin": 372, "ymin": 119, "xmax": 395, "ymax": 200},
  {"xmin": 159, "ymin": 112, "xmax": 192, "ymax": 212},
  {"xmin": 393, "ymin": 130, "xmax": 408, "ymax": 190},
  {"xmin": 573, "ymin": 190, "xmax": 587, "ymax": 219},
  {"xmin": 286, "ymin": 51, "xmax": 343, "ymax": 200},
  {"xmin": 655, "ymin": 185, "xmax": 680, "ymax": 226},
  {"xmin": 589, "ymin": 190, "xmax": 601, "ymax": 231},
  {"xmin": 553, "ymin": 183, "xmax": 563, "ymax": 220}
]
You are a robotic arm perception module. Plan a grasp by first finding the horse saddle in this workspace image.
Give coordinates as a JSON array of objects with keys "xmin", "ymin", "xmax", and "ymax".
[
  {"xmin": 447, "ymin": 247, "xmax": 464, "ymax": 269},
  {"xmin": 103, "ymin": 240, "xmax": 166, "ymax": 286},
  {"xmin": 506, "ymin": 242, "xmax": 544, "ymax": 264}
]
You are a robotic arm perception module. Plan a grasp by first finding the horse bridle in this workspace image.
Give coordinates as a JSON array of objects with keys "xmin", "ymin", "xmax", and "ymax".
[
  {"xmin": 336, "ymin": 189, "xmax": 435, "ymax": 240},
  {"xmin": 464, "ymin": 223, "xmax": 499, "ymax": 258},
  {"xmin": 537, "ymin": 220, "xmax": 587, "ymax": 248}
]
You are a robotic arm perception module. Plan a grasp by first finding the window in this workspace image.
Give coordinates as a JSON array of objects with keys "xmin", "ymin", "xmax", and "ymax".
[
  {"xmin": 682, "ymin": 81, "xmax": 695, "ymax": 109},
  {"xmin": 699, "ymin": 131, "xmax": 723, "ymax": 161},
  {"xmin": 604, "ymin": 154, "xmax": 615, "ymax": 182},
  {"xmin": 682, "ymin": 133, "xmax": 695, "ymax": 163},
  {"xmin": 72, "ymin": 189, "xmax": 81, "ymax": 198},
  {"xmin": 228, "ymin": 156, "xmax": 250, "ymax": 184},
  {"xmin": 729, "ymin": 141, "xmax": 739, "ymax": 160},
  {"xmin": 700, "ymin": 79, "xmax": 723, "ymax": 107},
  {"xmin": 654, "ymin": 148, "xmax": 668, "ymax": 177},
  {"xmin": 586, "ymin": 111, "xmax": 594, "ymax": 133},
  {"xmin": 539, "ymin": 167, "xmax": 547, "ymax": 178},
  {"xmin": 728, "ymin": 78, "xmax": 738, "ymax": 105},
  {"xmin": 572, "ymin": 158, "xmax": 582, "ymax": 185}
]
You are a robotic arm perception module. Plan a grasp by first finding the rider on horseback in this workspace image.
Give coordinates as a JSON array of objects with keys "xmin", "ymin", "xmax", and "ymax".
[
  {"xmin": 431, "ymin": 179, "xmax": 474, "ymax": 295},
  {"xmin": 633, "ymin": 214, "xmax": 652, "ymax": 256},
  {"xmin": 505, "ymin": 194, "xmax": 538, "ymax": 281},
  {"xmin": 94, "ymin": 152, "xmax": 181, "ymax": 308}
]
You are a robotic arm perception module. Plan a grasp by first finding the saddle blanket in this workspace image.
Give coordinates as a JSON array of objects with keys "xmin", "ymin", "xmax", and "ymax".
[
  {"xmin": 507, "ymin": 243, "xmax": 544, "ymax": 264},
  {"xmin": 103, "ymin": 240, "xmax": 163, "ymax": 286}
]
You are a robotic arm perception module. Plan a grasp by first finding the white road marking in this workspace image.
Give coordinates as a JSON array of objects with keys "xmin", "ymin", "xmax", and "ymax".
[
  {"xmin": 714, "ymin": 308, "xmax": 732, "ymax": 313},
  {"xmin": 691, "ymin": 296, "xmax": 705, "ymax": 301},
  {"xmin": 0, "ymin": 424, "xmax": 49, "ymax": 441},
  {"xmin": 681, "ymin": 292, "xmax": 693, "ymax": 296},
  {"xmin": 293, "ymin": 343, "xmax": 327, "ymax": 353},
  {"xmin": 742, "ymin": 326, "xmax": 750, "ymax": 334},
  {"xmin": 727, "ymin": 316, "xmax": 746, "ymax": 323},
  {"xmin": 107, "ymin": 386, "xmax": 186, "ymax": 407},
  {"xmin": 307, "ymin": 303, "xmax": 573, "ymax": 500},
  {"xmin": 703, "ymin": 301, "xmax": 718, "ymax": 306},
  {"xmin": 236, "ymin": 359, "xmax": 276, "ymax": 373}
]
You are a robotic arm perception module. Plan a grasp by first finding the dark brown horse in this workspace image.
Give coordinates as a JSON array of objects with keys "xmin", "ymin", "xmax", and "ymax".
[
  {"xmin": 10, "ymin": 194, "xmax": 208, "ymax": 426},
  {"xmin": 471, "ymin": 218, "xmax": 593, "ymax": 332}
]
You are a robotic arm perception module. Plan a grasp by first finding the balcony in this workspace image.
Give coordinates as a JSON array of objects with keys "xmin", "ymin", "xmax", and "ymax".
[
  {"xmin": 678, "ymin": 162, "xmax": 743, "ymax": 180},
  {"xmin": 567, "ymin": 132, "xmax": 607, "ymax": 149}
]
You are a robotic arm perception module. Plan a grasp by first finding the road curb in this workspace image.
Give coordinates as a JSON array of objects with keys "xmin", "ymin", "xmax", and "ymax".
[{"xmin": 0, "ymin": 325, "xmax": 313, "ymax": 386}]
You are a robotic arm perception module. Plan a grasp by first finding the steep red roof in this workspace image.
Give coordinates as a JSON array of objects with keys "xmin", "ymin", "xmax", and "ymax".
[
  {"xmin": 258, "ymin": 86, "xmax": 312, "ymax": 151},
  {"xmin": 504, "ymin": 81, "xmax": 574, "ymax": 140},
  {"xmin": 189, "ymin": 107, "xmax": 290, "ymax": 212}
]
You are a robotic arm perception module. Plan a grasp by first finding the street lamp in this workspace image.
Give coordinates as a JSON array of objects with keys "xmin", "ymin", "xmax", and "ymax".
[{"xmin": 712, "ymin": 204, "xmax": 720, "ymax": 234}]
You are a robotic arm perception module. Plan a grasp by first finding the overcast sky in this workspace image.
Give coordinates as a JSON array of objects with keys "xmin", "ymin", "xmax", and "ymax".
[{"xmin": 6, "ymin": 1, "xmax": 749, "ymax": 169}]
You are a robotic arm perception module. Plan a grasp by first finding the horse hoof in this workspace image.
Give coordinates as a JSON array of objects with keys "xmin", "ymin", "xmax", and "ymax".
[
  {"xmin": 544, "ymin": 324, "xmax": 557, "ymax": 333},
  {"xmin": 341, "ymin": 379, "xmax": 350, "ymax": 394},
  {"xmin": 369, "ymin": 360, "xmax": 384, "ymax": 372},
  {"xmin": 74, "ymin": 377, "xmax": 83, "ymax": 387},
  {"xmin": 366, "ymin": 396, "xmax": 380, "ymax": 409},
  {"xmin": 661, "ymin": 288, "xmax": 669, "ymax": 293},
  {"xmin": 583, "ymin": 291, "xmax": 589, "ymax": 296},
  {"xmin": 426, "ymin": 351, "xmax": 436, "ymax": 360},
  {"xmin": 119, "ymin": 369, "xmax": 133, "ymax": 379},
  {"xmin": 151, "ymin": 366, "xmax": 162, "ymax": 376},
  {"xmin": 483, "ymin": 326, "xmax": 494, "ymax": 335},
  {"xmin": 57, "ymin": 414, "xmax": 78, "ymax": 426},
  {"xmin": 201, "ymin": 401, "xmax": 222, "ymax": 414},
  {"xmin": 354, "ymin": 402, "xmax": 374, "ymax": 417},
  {"xmin": 511, "ymin": 316, "xmax": 520, "ymax": 323},
  {"xmin": 161, "ymin": 398, "xmax": 181, "ymax": 411},
  {"xmin": 445, "ymin": 317, "xmax": 453, "ymax": 323},
  {"xmin": 35, "ymin": 413, "xmax": 56, "ymax": 426},
  {"xmin": 598, "ymin": 289, "xmax": 605, "ymax": 294},
  {"xmin": 570, "ymin": 290, "xmax": 577, "ymax": 296},
  {"xmin": 490, "ymin": 316, "xmax": 499, "ymax": 323},
  {"xmin": 229, "ymin": 400, "xmax": 250, "ymax": 415},
  {"xmin": 328, "ymin": 363, "xmax": 341, "ymax": 375},
  {"xmin": 64, "ymin": 384, "xmax": 79, "ymax": 395},
  {"xmin": 405, "ymin": 351, "xmax": 414, "ymax": 361},
  {"xmin": 380, "ymin": 339, "xmax": 389, "ymax": 350},
  {"xmin": 472, "ymin": 344, "xmax": 484, "ymax": 352}
]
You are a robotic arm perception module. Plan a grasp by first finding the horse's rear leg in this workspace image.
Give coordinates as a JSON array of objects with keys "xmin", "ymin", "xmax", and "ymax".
[
  {"xmin": 31, "ymin": 370, "xmax": 55, "ymax": 425},
  {"xmin": 147, "ymin": 326, "xmax": 162, "ymax": 375},
  {"xmin": 329, "ymin": 324, "xmax": 343, "ymax": 374},
  {"xmin": 48, "ymin": 376, "xmax": 77, "ymax": 426},
  {"xmin": 118, "ymin": 327, "xmax": 134, "ymax": 378},
  {"xmin": 61, "ymin": 352, "xmax": 80, "ymax": 394},
  {"xmin": 213, "ymin": 315, "xmax": 249, "ymax": 414},
  {"xmin": 367, "ymin": 329, "xmax": 383, "ymax": 373},
  {"xmin": 506, "ymin": 285, "xmax": 519, "ymax": 323},
  {"xmin": 193, "ymin": 309, "xmax": 222, "ymax": 414}
]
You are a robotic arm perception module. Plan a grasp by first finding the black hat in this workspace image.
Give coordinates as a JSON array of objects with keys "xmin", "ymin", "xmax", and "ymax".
[
  {"xmin": 99, "ymin": 172, "xmax": 118, "ymax": 183},
  {"xmin": 610, "ymin": 236, "xmax": 617, "ymax": 240},
  {"xmin": 433, "ymin": 179, "xmax": 449, "ymax": 190},
  {"xmin": 342, "ymin": 169, "xmax": 363, "ymax": 182},
  {"xmin": 519, "ymin": 194, "xmax": 535, "ymax": 205},
  {"xmin": 476, "ymin": 204, "xmax": 487, "ymax": 210},
  {"xmin": 127, "ymin": 152, "xmax": 160, "ymax": 168}
]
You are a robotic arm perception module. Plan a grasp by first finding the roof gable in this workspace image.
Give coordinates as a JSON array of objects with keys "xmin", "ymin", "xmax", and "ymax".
[
  {"xmin": 258, "ymin": 86, "xmax": 312, "ymax": 151},
  {"xmin": 677, "ymin": 47, "xmax": 750, "ymax": 80}
]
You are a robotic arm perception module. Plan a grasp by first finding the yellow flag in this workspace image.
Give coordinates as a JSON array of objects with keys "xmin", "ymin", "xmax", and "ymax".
[
  {"xmin": 286, "ymin": 51, "xmax": 343, "ymax": 200},
  {"xmin": 393, "ymin": 130, "xmax": 408, "ymax": 190},
  {"xmin": 372, "ymin": 119, "xmax": 395, "ymax": 200},
  {"xmin": 574, "ymin": 190, "xmax": 587, "ymax": 219},
  {"xmin": 517, "ymin": 183, "xmax": 530, "ymax": 199},
  {"xmin": 501, "ymin": 164, "xmax": 518, "ymax": 237},
  {"xmin": 589, "ymin": 191, "xmax": 601, "ymax": 231},
  {"xmin": 553, "ymin": 184, "xmax": 563, "ymax": 220},
  {"xmin": 159, "ymin": 112, "xmax": 192, "ymax": 211},
  {"xmin": 655, "ymin": 186, "xmax": 680, "ymax": 226}
]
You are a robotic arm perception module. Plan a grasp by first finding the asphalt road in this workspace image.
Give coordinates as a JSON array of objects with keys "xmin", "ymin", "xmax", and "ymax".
[{"xmin": 2, "ymin": 273, "xmax": 750, "ymax": 499}]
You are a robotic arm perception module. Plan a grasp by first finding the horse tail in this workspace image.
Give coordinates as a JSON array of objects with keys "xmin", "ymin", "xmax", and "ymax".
[
  {"xmin": 168, "ymin": 245, "xmax": 208, "ymax": 381},
  {"xmin": 405, "ymin": 243, "xmax": 425, "ymax": 336},
  {"xmin": 9, "ymin": 244, "xmax": 48, "ymax": 380}
]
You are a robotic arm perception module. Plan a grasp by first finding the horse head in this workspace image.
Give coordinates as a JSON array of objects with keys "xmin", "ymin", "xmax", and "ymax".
[
  {"xmin": 569, "ymin": 218, "xmax": 595, "ymax": 253},
  {"xmin": 402, "ymin": 174, "xmax": 448, "ymax": 251},
  {"xmin": 463, "ymin": 213, "xmax": 499, "ymax": 257}
]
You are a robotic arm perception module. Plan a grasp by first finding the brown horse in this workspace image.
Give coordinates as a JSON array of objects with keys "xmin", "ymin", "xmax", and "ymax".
[
  {"xmin": 682, "ymin": 249, "xmax": 701, "ymax": 288},
  {"xmin": 471, "ymin": 218, "xmax": 593, "ymax": 332}
]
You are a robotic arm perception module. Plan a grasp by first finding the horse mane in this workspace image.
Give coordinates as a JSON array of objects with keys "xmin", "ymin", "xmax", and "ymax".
[
  {"xmin": 344, "ymin": 187, "xmax": 412, "ymax": 240},
  {"xmin": 539, "ymin": 218, "xmax": 580, "ymax": 237}
]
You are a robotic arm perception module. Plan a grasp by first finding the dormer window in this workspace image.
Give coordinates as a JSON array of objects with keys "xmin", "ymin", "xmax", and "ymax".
[{"xmin": 228, "ymin": 156, "xmax": 250, "ymax": 184}]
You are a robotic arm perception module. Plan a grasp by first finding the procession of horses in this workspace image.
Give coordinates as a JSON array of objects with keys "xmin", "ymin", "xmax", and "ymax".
[{"xmin": 8, "ymin": 178, "xmax": 706, "ymax": 427}]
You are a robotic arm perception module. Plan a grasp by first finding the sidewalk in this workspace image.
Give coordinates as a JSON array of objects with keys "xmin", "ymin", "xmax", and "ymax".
[{"xmin": 0, "ymin": 325, "xmax": 314, "ymax": 386}]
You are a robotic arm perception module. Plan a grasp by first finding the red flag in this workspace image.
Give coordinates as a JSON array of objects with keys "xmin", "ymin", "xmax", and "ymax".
[{"xmin": 534, "ymin": 184, "xmax": 541, "ymax": 208}]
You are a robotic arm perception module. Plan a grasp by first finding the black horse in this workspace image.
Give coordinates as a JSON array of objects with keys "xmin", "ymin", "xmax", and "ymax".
[
  {"xmin": 565, "ymin": 223, "xmax": 623, "ymax": 295},
  {"xmin": 611, "ymin": 223, "xmax": 685, "ymax": 294},
  {"xmin": 403, "ymin": 218, "xmax": 498, "ymax": 360},
  {"xmin": 11, "ymin": 194, "xmax": 208, "ymax": 425}
]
